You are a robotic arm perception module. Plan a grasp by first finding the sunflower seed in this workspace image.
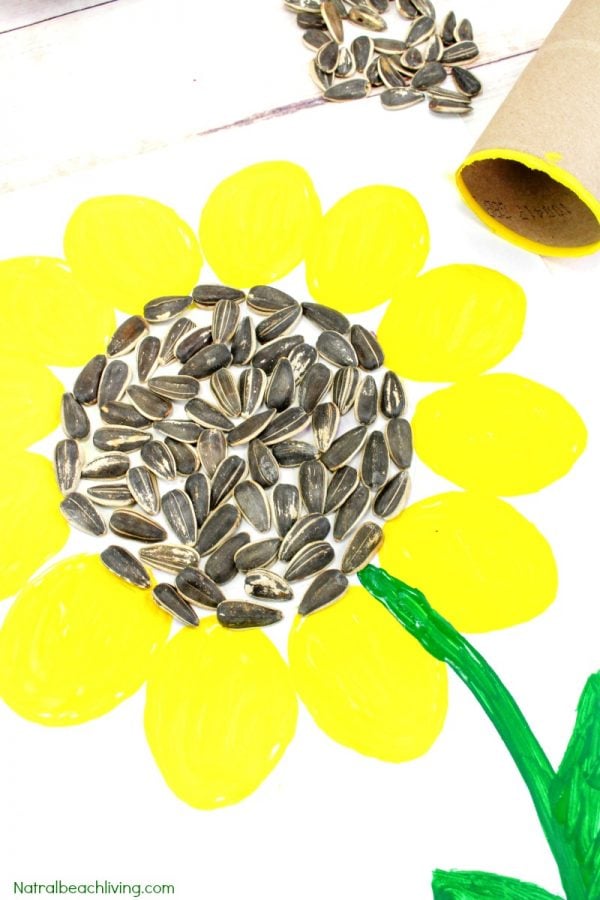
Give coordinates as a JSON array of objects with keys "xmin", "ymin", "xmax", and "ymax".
[
  {"xmin": 139, "ymin": 543, "xmax": 200, "ymax": 575},
  {"xmin": 195, "ymin": 504, "xmax": 241, "ymax": 556},
  {"xmin": 234, "ymin": 538, "xmax": 282, "ymax": 573},
  {"xmin": 210, "ymin": 456, "xmax": 248, "ymax": 510},
  {"xmin": 272, "ymin": 484, "xmax": 300, "ymax": 538},
  {"xmin": 185, "ymin": 471, "xmax": 210, "ymax": 526},
  {"xmin": 367, "ymin": 0, "xmax": 389, "ymax": 12},
  {"xmin": 93, "ymin": 426, "xmax": 151, "ymax": 453},
  {"xmin": 324, "ymin": 464, "xmax": 359, "ymax": 513},
  {"xmin": 174, "ymin": 567, "xmax": 225, "ymax": 608},
  {"xmin": 305, "ymin": 28, "xmax": 330, "ymax": 51},
  {"xmin": 185, "ymin": 398, "xmax": 234, "ymax": 431},
  {"xmin": 252, "ymin": 334, "xmax": 304, "ymax": 374},
  {"xmin": 257, "ymin": 305, "xmax": 303, "ymax": 345},
  {"xmin": 160, "ymin": 317, "xmax": 195, "ymax": 365},
  {"xmin": 110, "ymin": 509, "xmax": 167, "ymax": 543},
  {"xmin": 107, "ymin": 315, "xmax": 148, "ymax": 357},
  {"xmin": 455, "ymin": 17, "xmax": 473, "ymax": 41},
  {"xmin": 298, "ymin": 363, "xmax": 332, "ymax": 413},
  {"xmin": 73, "ymin": 354, "xmax": 106, "ymax": 405},
  {"xmin": 192, "ymin": 284, "xmax": 245, "ymax": 309},
  {"xmin": 197, "ymin": 429, "xmax": 226, "ymax": 477},
  {"xmin": 299, "ymin": 459, "xmax": 328, "ymax": 513},
  {"xmin": 227, "ymin": 408, "xmax": 276, "ymax": 446},
  {"xmin": 165, "ymin": 438, "xmax": 199, "ymax": 476},
  {"xmin": 265, "ymin": 358, "xmax": 295, "ymax": 411},
  {"xmin": 284, "ymin": 0, "xmax": 321, "ymax": 11},
  {"xmin": 412, "ymin": 0, "xmax": 435, "ymax": 14},
  {"xmin": 412, "ymin": 61, "xmax": 446, "ymax": 89},
  {"xmin": 373, "ymin": 38, "xmax": 406, "ymax": 54},
  {"xmin": 441, "ymin": 40, "xmax": 478, "ymax": 63},
  {"xmin": 298, "ymin": 569, "xmax": 349, "ymax": 615},
  {"xmin": 380, "ymin": 371, "xmax": 405, "ymax": 417},
  {"xmin": 384, "ymin": 417, "xmax": 412, "ymax": 468},
  {"xmin": 335, "ymin": 45, "xmax": 355, "ymax": 78},
  {"xmin": 212, "ymin": 298, "xmax": 240, "ymax": 343},
  {"xmin": 126, "ymin": 385, "xmax": 172, "ymax": 421},
  {"xmin": 279, "ymin": 513, "xmax": 330, "ymax": 561},
  {"xmin": 321, "ymin": 425, "xmax": 367, "ymax": 470},
  {"xmin": 316, "ymin": 330, "xmax": 358, "ymax": 367},
  {"xmin": 289, "ymin": 342, "xmax": 318, "ymax": 382},
  {"xmin": 351, "ymin": 34, "xmax": 374, "ymax": 71},
  {"xmin": 248, "ymin": 439, "xmax": 279, "ymax": 489},
  {"xmin": 426, "ymin": 34, "xmax": 443, "ymax": 61},
  {"xmin": 400, "ymin": 46, "xmax": 423, "ymax": 69},
  {"xmin": 322, "ymin": 0, "xmax": 344, "ymax": 42},
  {"xmin": 341, "ymin": 521, "xmax": 384, "ymax": 573},
  {"xmin": 395, "ymin": 0, "xmax": 419, "ymax": 16},
  {"xmin": 217, "ymin": 601, "xmax": 283, "ymax": 629},
  {"xmin": 234, "ymin": 480, "xmax": 271, "ymax": 532},
  {"xmin": 299, "ymin": 11, "xmax": 326, "ymax": 29},
  {"xmin": 148, "ymin": 375, "xmax": 200, "ymax": 403},
  {"xmin": 127, "ymin": 465, "xmax": 161, "ymax": 515},
  {"xmin": 452, "ymin": 65, "xmax": 481, "ymax": 97},
  {"xmin": 406, "ymin": 14, "xmax": 435, "ymax": 45},
  {"xmin": 426, "ymin": 85, "xmax": 471, "ymax": 102},
  {"xmin": 205, "ymin": 532, "xmax": 251, "ymax": 584},
  {"xmin": 162, "ymin": 489, "xmax": 198, "ymax": 545},
  {"xmin": 247, "ymin": 285, "xmax": 297, "ymax": 315},
  {"xmin": 331, "ymin": 0, "xmax": 348, "ymax": 17},
  {"xmin": 244, "ymin": 570, "xmax": 293, "ymax": 602},
  {"xmin": 324, "ymin": 78, "xmax": 370, "ymax": 101},
  {"xmin": 332, "ymin": 366, "xmax": 360, "ymax": 414},
  {"xmin": 180, "ymin": 342, "xmax": 232, "ymax": 379},
  {"xmin": 260, "ymin": 406, "xmax": 310, "ymax": 445},
  {"xmin": 87, "ymin": 483, "xmax": 134, "ymax": 507},
  {"xmin": 100, "ymin": 545, "xmax": 151, "ymax": 589},
  {"xmin": 430, "ymin": 97, "xmax": 473, "ymax": 114},
  {"xmin": 136, "ymin": 336, "xmax": 161, "ymax": 383},
  {"xmin": 350, "ymin": 325, "xmax": 383, "ymax": 370},
  {"xmin": 355, "ymin": 375, "xmax": 378, "ymax": 425},
  {"xmin": 333, "ymin": 482, "xmax": 370, "ymax": 539},
  {"xmin": 174, "ymin": 326, "xmax": 213, "ymax": 364},
  {"xmin": 155, "ymin": 419, "xmax": 202, "ymax": 443},
  {"xmin": 239, "ymin": 367, "xmax": 267, "ymax": 417},
  {"xmin": 152, "ymin": 583, "xmax": 198, "ymax": 627},
  {"xmin": 140, "ymin": 439, "xmax": 177, "ymax": 479},
  {"xmin": 361, "ymin": 430, "xmax": 389, "ymax": 490},
  {"xmin": 379, "ymin": 57, "xmax": 408, "ymax": 88},
  {"xmin": 210, "ymin": 369, "xmax": 241, "ymax": 418},
  {"xmin": 60, "ymin": 492, "xmax": 106, "ymax": 536},
  {"xmin": 100, "ymin": 400, "xmax": 152, "ymax": 429},
  {"xmin": 61, "ymin": 393, "xmax": 90, "ymax": 440},
  {"xmin": 317, "ymin": 39, "xmax": 340, "ymax": 73},
  {"xmin": 143, "ymin": 295, "xmax": 191, "ymax": 323},
  {"xmin": 285, "ymin": 541, "xmax": 335, "ymax": 581},
  {"xmin": 231, "ymin": 316, "xmax": 257, "ymax": 365},
  {"xmin": 97, "ymin": 360, "xmax": 131, "ymax": 407},
  {"xmin": 312, "ymin": 402, "xmax": 340, "ymax": 453},
  {"xmin": 366, "ymin": 58, "xmax": 384, "ymax": 86},
  {"xmin": 347, "ymin": 5, "xmax": 386, "ymax": 30},
  {"xmin": 81, "ymin": 452, "xmax": 129, "ymax": 480},
  {"xmin": 373, "ymin": 470, "xmax": 410, "ymax": 519},
  {"xmin": 54, "ymin": 439, "xmax": 82, "ymax": 494},
  {"xmin": 272, "ymin": 440, "xmax": 319, "ymax": 467}
]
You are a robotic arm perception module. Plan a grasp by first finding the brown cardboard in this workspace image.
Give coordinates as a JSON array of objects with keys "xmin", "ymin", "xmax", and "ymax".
[{"xmin": 457, "ymin": 0, "xmax": 600, "ymax": 255}]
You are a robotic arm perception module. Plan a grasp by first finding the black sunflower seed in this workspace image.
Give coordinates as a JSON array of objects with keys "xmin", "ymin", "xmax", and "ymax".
[
  {"xmin": 109, "ymin": 509, "xmax": 167, "ymax": 543},
  {"xmin": 100, "ymin": 545, "xmax": 151, "ymax": 589},
  {"xmin": 217, "ymin": 601, "xmax": 283, "ymax": 629},
  {"xmin": 298, "ymin": 569, "xmax": 349, "ymax": 615},
  {"xmin": 152, "ymin": 583, "xmax": 198, "ymax": 627},
  {"xmin": 61, "ymin": 392, "xmax": 90, "ymax": 440},
  {"xmin": 301, "ymin": 302, "xmax": 350, "ymax": 334},
  {"xmin": 73, "ymin": 354, "xmax": 106, "ymax": 405},
  {"xmin": 107, "ymin": 315, "xmax": 148, "ymax": 357},
  {"xmin": 350, "ymin": 325, "xmax": 384, "ymax": 370},
  {"xmin": 143, "ymin": 295, "xmax": 191, "ymax": 323},
  {"xmin": 205, "ymin": 532, "xmax": 251, "ymax": 585}
]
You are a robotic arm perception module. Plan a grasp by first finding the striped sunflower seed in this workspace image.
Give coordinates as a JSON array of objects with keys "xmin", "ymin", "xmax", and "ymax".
[
  {"xmin": 247, "ymin": 285, "xmax": 297, "ymax": 315},
  {"xmin": 54, "ymin": 438, "xmax": 82, "ymax": 494},
  {"xmin": 162, "ymin": 489, "xmax": 198, "ymax": 545},
  {"xmin": 147, "ymin": 375, "xmax": 199, "ymax": 402},
  {"xmin": 429, "ymin": 97, "xmax": 472, "ymax": 115},
  {"xmin": 451, "ymin": 65, "xmax": 481, "ymax": 97},
  {"xmin": 73, "ymin": 354, "xmax": 106, "ymax": 405},
  {"xmin": 441, "ymin": 40, "xmax": 478, "ymax": 64},
  {"xmin": 298, "ymin": 569, "xmax": 349, "ymax": 615},
  {"xmin": 321, "ymin": 425, "xmax": 367, "ymax": 470},
  {"xmin": 380, "ymin": 371, "xmax": 405, "ymax": 418},
  {"xmin": 335, "ymin": 45, "xmax": 356, "ymax": 78},
  {"xmin": 350, "ymin": 325, "xmax": 384, "ymax": 370},
  {"xmin": 234, "ymin": 480, "xmax": 271, "ymax": 532},
  {"xmin": 100, "ymin": 545, "xmax": 151, "ymax": 589},
  {"xmin": 231, "ymin": 316, "xmax": 257, "ymax": 365},
  {"xmin": 210, "ymin": 369, "xmax": 241, "ymax": 418},
  {"xmin": 285, "ymin": 541, "xmax": 335, "ymax": 581},
  {"xmin": 323, "ymin": 465, "xmax": 359, "ymax": 513},
  {"xmin": 217, "ymin": 601, "xmax": 283, "ymax": 629},
  {"xmin": 355, "ymin": 375, "xmax": 378, "ymax": 425},
  {"xmin": 127, "ymin": 384, "xmax": 173, "ymax": 421},
  {"xmin": 373, "ymin": 38, "xmax": 406, "ymax": 54},
  {"xmin": 87, "ymin": 483, "xmax": 134, "ymax": 508},
  {"xmin": 152, "ymin": 583, "xmax": 198, "ymax": 627},
  {"xmin": 304, "ymin": 31, "xmax": 329, "ymax": 52},
  {"xmin": 310, "ymin": 57, "xmax": 333, "ymax": 90},
  {"xmin": 316, "ymin": 39, "xmax": 340, "ymax": 73},
  {"xmin": 412, "ymin": 0, "xmax": 435, "ymax": 15},
  {"xmin": 289, "ymin": 342, "xmax": 318, "ymax": 383},
  {"xmin": 174, "ymin": 326, "xmax": 213, "ymax": 364},
  {"xmin": 98, "ymin": 360, "xmax": 131, "ymax": 407},
  {"xmin": 378, "ymin": 57, "xmax": 408, "ymax": 89},
  {"xmin": 107, "ymin": 315, "xmax": 148, "ymax": 357},
  {"xmin": 299, "ymin": 459, "xmax": 328, "ymax": 513},
  {"xmin": 381, "ymin": 86, "xmax": 424, "ymax": 108},
  {"xmin": 205, "ymin": 532, "xmax": 251, "ymax": 585},
  {"xmin": 93, "ymin": 426, "xmax": 151, "ymax": 453},
  {"xmin": 400, "ymin": 46, "xmax": 423, "ymax": 69},
  {"xmin": 160, "ymin": 317, "xmax": 195, "ymax": 365},
  {"xmin": 155, "ymin": 419, "xmax": 202, "ymax": 443},
  {"xmin": 272, "ymin": 440, "xmax": 319, "ymax": 467},
  {"xmin": 312, "ymin": 402, "xmax": 340, "ymax": 452},
  {"xmin": 175, "ymin": 566, "xmax": 226, "ymax": 608},
  {"xmin": 195, "ymin": 503, "xmax": 241, "ymax": 556},
  {"xmin": 248, "ymin": 439, "xmax": 279, "ymax": 489},
  {"xmin": 395, "ymin": 0, "xmax": 419, "ymax": 16},
  {"xmin": 100, "ymin": 400, "xmax": 152, "ymax": 430},
  {"xmin": 140, "ymin": 439, "xmax": 177, "ymax": 480},
  {"xmin": 60, "ymin": 492, "xmax": 106, "ymax": 536},
  {"xmin": 341, "ymin": 521, "xmax": 384, "ymax": 574},
  {"xmin": 332, "ymin": 365, "xmax": 360, "ymax": 414},
  {"xmin": 323, "ymin": 79, "xmax": 370, "ymax": 101},
  {"xmin": 426, "ymin": 34, "xmax": 443, "ymax": 61},
  {"xmin": 260, "ymin": 406, "xmax": 310, "ymax": 445},
  {"xmin": 298, "ymin": 363, "xmax": 332, "ymax": 413},
  {"xmin": 384, "ymin": 417, "xmax": 413, "ymax": 468},
  {"xmin": 252, "ymin": 334, "xmax": 303, "ymax": 374},
  {"xmin": 361, "ymin": 430, "xmax": 389, "ymax": 490},
  {"xmin": 265, "ymin": 358, "xmax": 295, "ymax": 412},
  {"xmin": 426, "ymin": 85, "xmax": 471, "ymax": 102},
  {"xmin": 272, "ymin": 484, "xmax": 300, "ymax": 537},
  {"xmin": 143, "ymin": 295, "xmax": 190, "ymax": 323},
  {"xmin": 347, "ymin": 5, "xmax": 386, "ymax": 31},
  {"xmin": 192, "ymin": 284, "xmax": 245, "ymax": 309},
  {"xmin": 284, "ymin": 0, "xmax": 321, "ymax": 13},
  {"xmin": 279, "ymin": 513, "xmax": 330, "ymax": 561},
  {"xmin": 366, "ymin": 58, "xmax": 384, "ymax": 86},
  {"xmin": 227, "ymin": 408, "xmax": 276, "ymax": 446},
  {"xmin": 406, "ymin": 14, "xmax": 435, "ymax": 46},
  {"xmin": 455, "ymin": 18, "xmax": 473, "ymax": 41},
  {"xmin": 197, "ymin": 429, "xmax": 227, "ymax": 477},
  {"xmin": 256, "ymin": 304, "xmax": 303, "ymax": 345},
  {"xmin": 212, "ymin": 298, "xmax": 240, "ymax": 343},
  {"xmin": 127, "ymin": 465, "xmax": 160, "ymax": 515},
  {"xmin": 185, "ymin": 471, "xmax": 210, "ymax": 526},
  {"xmin": 179, "ymin": 342, "xmax": 233, "ymax": 380},
  {"xmin": 373, "ymin": 469, "xmax": 410, "ymax": 519},
  {"xmin": 244, "ymin": 570, "xmax": 293, "ymax": 602},
  {"xmin": 322, "ymin": 0, "xmax": 344, "ymax": 42},
  {"xmin": 210, "ymin": 456, "xmax": 248, "ymax": 510},
  {"xmin": 109, "ymin": 509, "xmax": 167, "ymax": 543},
  {"xmin": 412, "ymin": 61, "xmax": 446, "ymax": 90},
  {"xmin": 81, "ymin": 452, "xmax": 129, "ymax": 480},
  {"xmin": 351, "ymin": 34, "xmax": 374, "ymax": 71},
  {"xmin": 234, "ymin": 538, "xmax": 282, "ymax": 573},
  {"xmin": 333, "ymin": 482, "xmax": 370, "ymax": 540},
  {"xmin": 185, "ymin": 398, "xmax": 234, "ymax": 431},
  {"xmin": 61, "ymin": 392, "xmax": 90, "ymax": 440},
  {"xmin": 239, "ymin": 366, "xmax": 267, "ymax": 417},
  {"xmin": 164, "ymin": 438, "xmax": 200, "ymax": 476},
  {"xmin": 316, "ymin": 330, "xmax": 358, "ymax": 367},
  {"xmin": 139, "ymin": 543, "xmax": 200, "ymax": 575}
]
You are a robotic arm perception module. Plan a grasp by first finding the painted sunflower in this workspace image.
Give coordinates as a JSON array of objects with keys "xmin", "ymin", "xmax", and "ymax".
[{"xmin": 0, "ymin": 161, "xmax": 587, "ymax": 809}]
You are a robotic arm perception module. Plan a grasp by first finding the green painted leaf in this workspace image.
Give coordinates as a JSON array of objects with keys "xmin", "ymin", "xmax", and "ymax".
[
  {"xmin": 550, "ymin": 672, "xmax": 600, "ymax": 893},
  {"xmin": 432, "ymin": 870, "xmax": 563, "ymax": 899}
]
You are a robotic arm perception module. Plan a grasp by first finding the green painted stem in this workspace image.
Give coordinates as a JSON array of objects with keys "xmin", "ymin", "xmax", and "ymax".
[{"xmin": 358, "ymin": 564, "xmax": 588, "ymax": 900}]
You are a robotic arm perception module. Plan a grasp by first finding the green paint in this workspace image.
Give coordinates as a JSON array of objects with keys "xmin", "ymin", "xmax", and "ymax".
[
  {"xmin": 432, "ymin": 869, "xmax": 563, "ymax": 899},
  {"xmin": 358, "ymin": 564, "xmax": 594, "ymax": 900}
]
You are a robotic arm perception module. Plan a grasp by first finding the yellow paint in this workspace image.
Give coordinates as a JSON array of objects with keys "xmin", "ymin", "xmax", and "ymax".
[
  {"xmin": 0, "ymin": 257, "xmax": 115, "ymax": 366},
  {"xmin": 305, "ymin": 185, "xmax": 429, "ymax": 313},
  {"xmin": 0, "ymin": 452, "xmax": 69, "ymax": 601},
  {"xmin": 380, "ymin": 492, "xmax": 558, "ymax": 633},
  {"xmin": 199, "ymin": 161, "xmax": 320, "ymax": 286},
  {"xmin": 145, "ymin": 618, "xmax": 297, "ymax": 809},
  {"xmin": 0, "ymin": 554, "xmax": 170, "ymax": 725},
  {"xmin": 64, "ymin": 195, "xmax": 202, "ymax": 315},
  {"xmin": 414, "ymin": 373, "xmax": 587, "ymax": 495},
  {"xmin": 288, "ymin": 586, "xmax": 447, "ymax": 761},
  {"xmin": 379, "ymin": 264, "xmax": 526, "ymax": 381},
  {"xmin": 0, "ymin": 355, "xmax": 63, "ymax": 452}
]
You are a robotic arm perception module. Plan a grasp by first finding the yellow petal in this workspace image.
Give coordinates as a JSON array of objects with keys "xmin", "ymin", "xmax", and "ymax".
[
  {"xmin": 199, "ymin": 161, "xmax": 320, "ymax": 286},
  {"xmin": 379, "ymin": 264, "xmax": 526, "ymax": 381},
  {"xmin": 305, "ymin": 185, "xmax": 429, "ymax": 313},
  {"xmin": 64, "ymin": 196, "xmax": 202, "ymax": 315},
  {"xmin": 288, "ymin": 586, "xmax": 447, "ymax": 762},
  {"xmin": 0, "ymin": 452, "xmax": 69, "ymax": 601},
  {"xmin": 0, "ymin": 257, "xmax": 115, "ymax": 366},
  {"xmin": 0, "ymin": 554, "xmax": 170, "ymax": 725},
  {"xmin": 380, "ymin": 492, "xmax": 558, "ymax": 633},
  {"xmin": 144, "ymin": 618, "xmax": 298, "ymax": 809},
  {"xmin": 0, "ymin": 356, "xmax": 63, "ymax": 452},
  {"xmin": 414, "ymin": 374, "xmax": 587, "ymax": 495}
]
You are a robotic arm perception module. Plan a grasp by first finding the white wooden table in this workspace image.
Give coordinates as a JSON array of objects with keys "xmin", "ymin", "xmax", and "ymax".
[{"xmin": 0, "ymin": 3, "xmax": 598, "ymax": 900}]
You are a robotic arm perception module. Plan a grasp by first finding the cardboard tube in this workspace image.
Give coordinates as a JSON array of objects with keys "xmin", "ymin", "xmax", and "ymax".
[{"xmin": 456, "ymin": 0, "xmax": 600, "ymax": 256}]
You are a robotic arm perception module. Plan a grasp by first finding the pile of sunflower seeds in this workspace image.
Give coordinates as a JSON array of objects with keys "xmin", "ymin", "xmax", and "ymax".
[
  {"xmin": 55, "ymin": 285, "xmax": 412, "ymax": 630},
  {"xmin": 285, "ymin": 0, "xmax": 482, "ymax": 113}
]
